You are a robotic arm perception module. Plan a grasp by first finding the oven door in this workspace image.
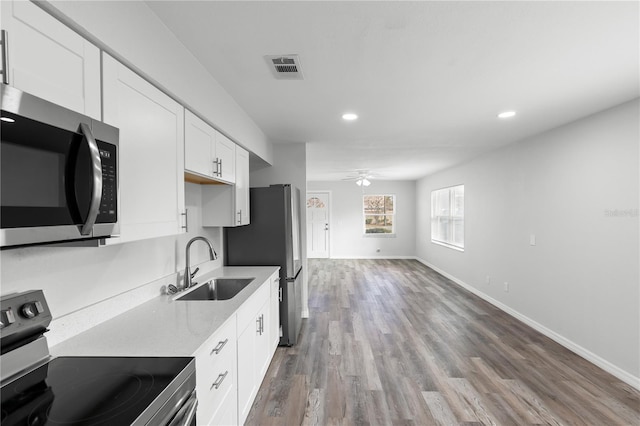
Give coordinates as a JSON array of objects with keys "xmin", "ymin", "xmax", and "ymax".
[
  {"xmin": 166, "ymin": 391, "xmax": 198, "ymax": 426},
  {"xmin": 0, "ymin": 85, "xmax": 118, "ymax": 248}
]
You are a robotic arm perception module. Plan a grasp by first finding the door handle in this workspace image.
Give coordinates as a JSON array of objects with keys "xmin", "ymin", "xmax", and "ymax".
[
  {"xmin": 78, "ymin": 123, "xmax": 103, "ymax": 236},
  {"xmin": 1, "ymin": 30, "xmax": 9, "ymax": 85}
]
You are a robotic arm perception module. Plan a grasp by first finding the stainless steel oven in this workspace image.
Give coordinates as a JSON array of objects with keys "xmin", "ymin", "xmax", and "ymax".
[
  {"xmin": 1, "ymin": 84, "xmax": 119, "ymax": 248},
  {"xmin": 0, "ymin": 290, "xmax": 197, "ymax": 425}
]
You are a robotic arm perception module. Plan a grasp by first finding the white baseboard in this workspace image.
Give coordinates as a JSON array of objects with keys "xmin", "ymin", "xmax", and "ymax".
[
  {"xmin": 414, "ymin": 257, "xmax": 640, "ymax": 391},
  {"xmin": 329, "ymin": 255, "xmax": 416, "ymax": 260}
]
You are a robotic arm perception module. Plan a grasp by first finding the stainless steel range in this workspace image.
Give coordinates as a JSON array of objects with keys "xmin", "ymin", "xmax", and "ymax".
[{"xmin": 0, "ymin": 290, "xmax": 197, "ymax": 425}]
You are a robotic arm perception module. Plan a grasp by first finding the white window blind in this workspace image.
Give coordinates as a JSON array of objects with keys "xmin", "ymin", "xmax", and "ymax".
[{"xmin": 431, "ymin": 185, "xmax": 464, "ymax": 250}]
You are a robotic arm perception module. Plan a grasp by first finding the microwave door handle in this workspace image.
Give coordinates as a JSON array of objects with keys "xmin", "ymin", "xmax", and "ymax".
[{"xmin": 78, "ymin": 123, "xmax": 103, "ymax": 236}]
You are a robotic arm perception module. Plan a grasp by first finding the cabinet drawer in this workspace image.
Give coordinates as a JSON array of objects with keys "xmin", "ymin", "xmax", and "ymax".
[
  {"xmin": 195, "ymin": 317, "xmax": 237, "ymax": 424},
  {"xmin": 237, "ymin": 280, "xmax": 270, "ymax": 332}
]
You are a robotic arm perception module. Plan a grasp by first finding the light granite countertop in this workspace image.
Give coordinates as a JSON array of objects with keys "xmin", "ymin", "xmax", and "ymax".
[{"xmin": 51, "ymin": 266, "xmax": 279, "ymax": 358}]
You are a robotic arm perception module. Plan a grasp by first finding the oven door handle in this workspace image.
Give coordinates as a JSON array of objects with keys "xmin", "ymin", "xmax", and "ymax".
[
  {"xmin": 78, "ymin": 123, "xmax": 103, "ymax": 236},
  {"xmin": 167, "ymin": 390, "xmax": 198, "ymax": 426}
]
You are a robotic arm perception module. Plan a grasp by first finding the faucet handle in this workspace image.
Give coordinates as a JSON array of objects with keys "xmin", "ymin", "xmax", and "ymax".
[{"xmin": 190, "ymin": 267, "xmax": 200, "ymax": 279}]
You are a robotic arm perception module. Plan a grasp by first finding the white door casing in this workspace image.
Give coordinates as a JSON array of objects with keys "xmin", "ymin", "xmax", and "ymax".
[{"xmin": 306, "ymin": 192, "xmax": 330, "ymax": 258}]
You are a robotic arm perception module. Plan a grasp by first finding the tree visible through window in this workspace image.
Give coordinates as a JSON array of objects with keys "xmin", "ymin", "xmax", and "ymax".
[
  {"xmin": 363, "ymin": 195, "xmax": 395, "ymax": 234},
  {"xmin": 431, "ymin": 185, "xmax": 464, "ymax": 250}
]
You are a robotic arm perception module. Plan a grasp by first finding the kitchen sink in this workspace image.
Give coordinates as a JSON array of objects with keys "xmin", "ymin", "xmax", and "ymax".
[{"xmin": 177, "ymin": 277, "xmax": 255, "ymax": 301}]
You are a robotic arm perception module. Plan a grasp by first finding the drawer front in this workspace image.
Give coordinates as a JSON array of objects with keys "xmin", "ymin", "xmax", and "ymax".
[
  {"xmin": 195, "ymin": 317, "xmax": 237, "ymax": 424},
  {"xmin": 237, "ymin": 279, "xmax": 270, "ymax": 332}
]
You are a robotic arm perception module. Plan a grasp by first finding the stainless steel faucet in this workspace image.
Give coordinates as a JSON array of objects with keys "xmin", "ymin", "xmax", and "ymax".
[{"xmin": 184, "ymin": 236, "xmax": 218, "ymax": 289}]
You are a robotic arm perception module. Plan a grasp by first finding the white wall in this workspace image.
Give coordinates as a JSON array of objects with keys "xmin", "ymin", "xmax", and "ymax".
[
  {"xmin": 1, "ymin": 183, "xmax": 223, "ymax": 320},
  {"xmin": 41, "ymin": 0, "xmax": 273, "ymax": 165},
  {"xmin": 250, "ymin": 143, "xmax": 309, "ymax": 316},
  {"xmin": 416, "ymin": 99, "xmax": 639, "ymax": 385},
  {"xmin": 307, "ymin": 180, "xmax": 416, "ymax": 259},
  {"xmin": 1, "ymin": 1, "xmax": 274, "ymax": 339}
]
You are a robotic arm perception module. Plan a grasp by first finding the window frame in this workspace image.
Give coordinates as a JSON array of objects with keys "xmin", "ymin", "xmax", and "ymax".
[
  {"xmin": 430, "ymin": 185, "xmax": 464, "ymax": 251},
  {"xmin": 362, "ymin": 194, "xmax": 396, "ymax": 237}
]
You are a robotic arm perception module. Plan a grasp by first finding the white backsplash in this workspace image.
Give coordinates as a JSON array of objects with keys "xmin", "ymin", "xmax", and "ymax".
[{"xmin": 1, "ymin": 183, "xmax": 224, "ymax": 345}]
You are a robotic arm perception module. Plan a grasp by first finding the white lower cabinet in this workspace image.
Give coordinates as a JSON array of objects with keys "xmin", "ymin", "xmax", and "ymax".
[
  {"xmin": 194, "ymin": 317, "xmax": 237, "ymax": 426},
  {"xmin": 236, "ymin": 281, "xmax": 272, "ymax": 425},
  {"xmin": 194, "ymin": 270, "xmax": 280, "ymax": 425},
  {"xmin": 270, "ymin": 273, "xmax": 281, "ymax": 352}
]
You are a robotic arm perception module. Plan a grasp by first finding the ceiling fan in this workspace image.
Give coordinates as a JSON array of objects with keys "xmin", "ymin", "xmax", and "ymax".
[{"xmin": 341, "ymin": 170, "xmax": 374, "ymax": 186}]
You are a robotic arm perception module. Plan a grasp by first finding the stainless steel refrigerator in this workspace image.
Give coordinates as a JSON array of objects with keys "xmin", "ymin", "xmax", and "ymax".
[{"xmin": 224, "ymin": 184, "xmax": 303, "ymax": 346}]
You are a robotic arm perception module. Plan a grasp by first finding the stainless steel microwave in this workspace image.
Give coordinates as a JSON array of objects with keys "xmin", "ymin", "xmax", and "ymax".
[{"xmin": 1, "ymin": 85, "xmax": 119, "ymax": 248}]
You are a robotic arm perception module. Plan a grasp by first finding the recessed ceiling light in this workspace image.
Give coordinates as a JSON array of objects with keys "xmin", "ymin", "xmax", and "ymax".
[
  {"xmin": 0, "ymin": 116, "xmax": 15, "ymax": 123},
  {"xmin": 498, "ymin": 111, "xmax": 516, "ymax": 119},
  {"xmin": 342, "ymin": 113, "xmax": 358, "ymax": 121}
]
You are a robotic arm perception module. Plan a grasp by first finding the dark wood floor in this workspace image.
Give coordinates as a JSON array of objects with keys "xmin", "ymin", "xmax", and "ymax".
[{"xmin": 245, "ymin": 259, "xmax": 640, "ymax": 425}]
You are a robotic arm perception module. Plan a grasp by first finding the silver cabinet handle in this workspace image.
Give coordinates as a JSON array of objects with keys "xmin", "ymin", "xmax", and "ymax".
[
  {"xmin": 237, "ymin": 210, "xmax": 242, "ymax": 224},
  {"xmin": 256, "ymin": 317, "xmax": 261, "ymax": 334},
  {"xmin": 1, "ymin": 30, "xmax": 9, "ymax": 84},
  {"xmin": 279, "ymin": 287, "xmax": 283, "ymax": 302},
  {"xmin": 218, "ymin": 158, "xmax": 223, "ymax": 176},
  {"xmin": 211, "ymin": 371, "xmax": 228, "ymax": 390},
  {"xmin": 78, "ymin": 123, "xmax": 103, "ymax": 236},
  {"xmin": 181, "ymin": 209, "xmax": 188, "ymax": 232},
  {"xmin": 210, "ymin": 338, "xmax": 228, "ymax": 355},
  {"xmin": 212, "ymin": 158, "xmax": 219, "ymax": 176}
]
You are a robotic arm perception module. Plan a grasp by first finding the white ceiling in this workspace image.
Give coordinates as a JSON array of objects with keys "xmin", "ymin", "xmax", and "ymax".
[{"xmin": 146, "ymin": 1, "xmax": 639, "ymax": 181}]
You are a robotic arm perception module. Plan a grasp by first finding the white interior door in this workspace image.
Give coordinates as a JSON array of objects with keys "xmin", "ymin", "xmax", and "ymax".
[{"xmin": 306, "ymin": 192, "xmax": 330, "ymax": 258}]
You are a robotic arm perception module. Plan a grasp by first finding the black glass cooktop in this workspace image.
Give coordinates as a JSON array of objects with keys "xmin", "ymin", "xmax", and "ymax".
[{"xmin": 1, "ymin": 356, "xmax": 192, "ymax": 426}]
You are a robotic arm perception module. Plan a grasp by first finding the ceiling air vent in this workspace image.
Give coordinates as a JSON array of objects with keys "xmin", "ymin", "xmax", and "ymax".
[{"xmin": 266, "ymin": 55, "xmax": 304, "ymax": 80}]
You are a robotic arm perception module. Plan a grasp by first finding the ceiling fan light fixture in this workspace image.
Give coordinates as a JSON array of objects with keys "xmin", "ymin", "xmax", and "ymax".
[{"xmin": 355, "ymin": 177, "xmax": 371, "ymax": 187}]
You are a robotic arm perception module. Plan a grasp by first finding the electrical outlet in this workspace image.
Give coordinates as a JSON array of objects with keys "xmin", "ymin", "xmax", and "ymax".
[
  {"xmin": 485, "ymin": 275, "xmax": 491, "ymax": 285},
  {"xmin": 504, "ymin": 282, "xmax": 509, "ymax": 292},
  {"xmin": 530, "ymin": 234, "xmax": 536, "ymax": 246}
]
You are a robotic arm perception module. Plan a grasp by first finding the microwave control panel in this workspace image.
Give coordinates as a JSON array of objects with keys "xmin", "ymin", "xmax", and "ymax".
[{"xmin": 97, "ymin": 140, "xmax": 117, "ymax": 223}]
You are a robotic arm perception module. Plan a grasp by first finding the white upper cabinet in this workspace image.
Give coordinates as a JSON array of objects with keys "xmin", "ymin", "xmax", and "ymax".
[
  {"xmin": 185, "ymin": 109, "xmax": 216, "ymax": 178},
  {"xmin": 215, "ymin": 132, "xmax": 236, "ymax": 183},
  {"xmin": 102, "ymin": 53, "xmax": 185, "ymax": 244},
  {"xmin": 185, "ymin": 110, "xmax": 236, "ymax": 184},
  {"xmin": 235, "ymin": 146, "xmax": 250, "ymax": 225},
  {"xmin": 0, "ymin": 0, "xmax": 100, "ymax": 118},
  {"xmin": 201, "ymin": 146, "xmax": 250, "ymax": 227}
]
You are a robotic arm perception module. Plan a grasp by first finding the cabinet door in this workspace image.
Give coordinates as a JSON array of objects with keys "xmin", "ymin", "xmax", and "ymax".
[
  {"xmin": 195, "ymin": 318, "xmax": 237, "ymax": 426},
  {"xmin": 214, "ymin": 132, "xmax": 236, "ymax": 183},
  {"xmin": 102, "ymin": 54, "xmax": 185, "ymax": 244},
  {"xmin": 1, "ymin": 0, "xmax": 100, "ymax": 118},
  {"xmin": 255, "ymin": 300, "xmax": 271, "ymax": 379},
  {"xmin": 270, "ymin": 273, "xmax": 280, "ymax": 352},
  {"xmin": 237, "ymin": 317, "xmax": 259, "ymax": 424},
  {"xmin": 184, "ymin": 110, "xmax": 214, "ymax": 178},
  {"xmin": 235, "ymin": 146, "xmax": 250, "ymax": 225}
]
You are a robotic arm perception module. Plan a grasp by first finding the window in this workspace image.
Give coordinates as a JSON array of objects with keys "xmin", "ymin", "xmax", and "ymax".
[
  {"xmin": 363, "ymin": 194, "xmax": 395, "ymax": 235},
  {"xmin": 431, "ymin": 185, "xmax": 464, "ymax": 250}
]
